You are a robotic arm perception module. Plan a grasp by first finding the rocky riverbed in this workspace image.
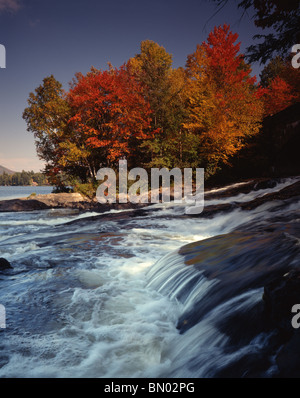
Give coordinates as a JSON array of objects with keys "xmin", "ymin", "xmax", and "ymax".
[
  {"xmin": 0, "ymin": 192, "xmax": 148, "ymax": 213},
  {"xmin": 0, "ymin": 175, "xmax": 299, "ymax": 377},
  {"xmin": 0, "ymin": 177, "xmax": 299, "ymax": 216}
]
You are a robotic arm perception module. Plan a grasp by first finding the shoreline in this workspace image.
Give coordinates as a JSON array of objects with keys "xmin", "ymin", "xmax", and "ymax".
[
  {"xmin": 0, "ymin": 176, "xmax": 299, "ymax": 216},
  {"xmin": 0, "ymin": 192, "xmax": 150, "ymax": 213}
]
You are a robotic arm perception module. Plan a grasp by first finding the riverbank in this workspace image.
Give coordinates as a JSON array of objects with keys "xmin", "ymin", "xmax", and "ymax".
[
  {"xmin": 0, "ymin": 192, "xmax": 150, "ymax": 213},
  {"xmin": 0, "ymin": 176, "xmax": 299, "ymax": 216}
]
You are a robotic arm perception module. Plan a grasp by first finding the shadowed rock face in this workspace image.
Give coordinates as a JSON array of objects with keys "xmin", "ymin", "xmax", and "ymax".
[
  {"xmin": 263, "ymin": 269, "xmax": 300, "ymax": 336},
  {"xmin": 174, "ymin": 223, "xmax": 299, "ymax": 335},
  {"xmin": 197, "ymin": 179, "xmax": 300, "ymax": 218},
  {"xmin": 0, "ymin": 258, "xmax": 12, "ymax": 270},
  {"xmin": 0, "ymin": 199, "xmax": 50, "ymax": 212},
  {"xmin": 263, "ymin": 270, "xmax": 300, "ymax": 378}
]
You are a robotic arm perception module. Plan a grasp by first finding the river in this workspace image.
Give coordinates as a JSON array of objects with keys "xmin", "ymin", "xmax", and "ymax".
[{"xmin": 0, "ymin": 176, "xmax": 299, "ymax": 377}]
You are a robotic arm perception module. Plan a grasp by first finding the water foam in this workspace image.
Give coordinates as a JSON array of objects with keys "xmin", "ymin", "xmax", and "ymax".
[{"xmin": 0, "ymin": 177, "xmax": 298, "ymax": 378}]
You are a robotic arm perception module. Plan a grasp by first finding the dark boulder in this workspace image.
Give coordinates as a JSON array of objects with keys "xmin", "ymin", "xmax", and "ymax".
[
  {"xmin": 240, "ymin": 180, "xmax": 300, "ymax": 211},
  {"xmin": 263, "ymin": 269, "xmax": 300, "ymax": 377},
  {"xmin": 253, "ymin": 179, "xmax": 277, "ymax": 191},
  {"xmin": 276, "ymin": 331, "xmax": 300, "ymax": 378},
  {"xmin": 0, "ymin": 199, "xmax": 50, "ymax": 212},
  {"xmin": 0, "ymin": 258, "xmax": 12, "ymax": 270},
  {"xmin": 263, "ymin": 269, "xmax": 300, "ymax": 337}
]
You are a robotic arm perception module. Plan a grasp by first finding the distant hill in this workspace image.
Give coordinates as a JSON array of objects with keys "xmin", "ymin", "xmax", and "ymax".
[{"xmin": 0, "ymin": 165, "xmax": 16, "ymax": 175}]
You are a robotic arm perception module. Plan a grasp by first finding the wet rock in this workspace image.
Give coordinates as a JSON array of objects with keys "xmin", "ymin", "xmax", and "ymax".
[
  {"xmin": 0, "ymin": 193, "xmax": 89, "ymax": 212},
  {"xmin": 276, "ymin": 331, "xmax": 300, "ymax": 378},
  {"xmin": 215, "ymin": 351, "xmax": 272, "ymax": 378},
  {"xmin": 253, "ymin": 179, "xmax": 277, "ymax": 191},
  {"xmin": 195, "ymin": 202, "xmax": 238, "ymax": 218},
  {"xmin": 0, "ymin": 192, "xmax": 150, "ymax": 213},
  {"xmin": 263, "ymin": 269, "xmax": 300, "ymax": 377},
  {"xmin": 0, "ymin": 258, "xmax": 12, "ymax": 270},
  {"xmin": 33, "ymin": 192, "xmax": 85, "ymax": 208},
  {"xmin": 189, "ymin": 180, "xmax": 300, "ymax": 218},
  {"xmin": 263, "ymin": 269, "xmax": 300, "ymax": 336},
  {"xmin": 240, "ymin": 180, "xmax": 300, "ymax": 211},
  {"xmin": 46, "ymin": 208, "xmax": 80, "ymax": 217},
  {"xmin": 0, "ymin": 199, "xmax": 50, "ymax": 212},
  {"xmin": 204, "ymin": 178, "xmax": 278, "ymax": 201}
]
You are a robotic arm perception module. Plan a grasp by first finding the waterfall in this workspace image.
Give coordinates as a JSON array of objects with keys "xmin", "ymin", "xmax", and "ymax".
[{"xmin": 146, "ymin": 177, "xmax": 300, "ymax": 377}]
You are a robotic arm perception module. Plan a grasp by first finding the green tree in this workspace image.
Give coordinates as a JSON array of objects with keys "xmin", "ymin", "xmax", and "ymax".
[
  {"xmin": 0, "ymin": 171, "xmax": 48, "ymax": 186},
  {"xmin": 22, "ymin": 75, "xmax": 77, "ymax": 188},
  {"xmin": 127, "ymin": 40, "xmax": 173, "ymax": 128},
  {"xmin": 127, "ymin": 40, "xmax": 190, "ymax": 168},
  {"xmin": 260, "ymin": 56, "xmax": 286, "ymax": 87}
]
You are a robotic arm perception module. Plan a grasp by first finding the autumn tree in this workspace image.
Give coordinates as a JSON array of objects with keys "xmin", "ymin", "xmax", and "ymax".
[
  {"xmin": 261, "ymin": 76, "xmax": 295, "ymax": 117},
  {"xmin": 260, "ymin": 56, "xmax": 286, "ymax": 87},
  {"xmin": 127, "ymin": 40, "xmax": 189, "ymax": 168},
  {"xmin": 127, "ymin": 40, "xmax": 173, "ymax": 129},
  {"xmin": 23, "ymin": 68, "xmax": 156, "ymax": 191},
  {"xmin": 260, "ymin": 56, "xmax": 300, "ymax": 104},
  {"xmin": 184, "ymin": 25, "xmax": 264, "ymax": 177},
  {"xmin": 67, "ymin": 65, "xmax": 156, "ymax": 175},
  {"xmin": 159, "ymin": 67, "xmax": 195, "ymax": 168},
  {"xmin": 22, "ymin": 75, "xmax": 75, "ymax": 188}
]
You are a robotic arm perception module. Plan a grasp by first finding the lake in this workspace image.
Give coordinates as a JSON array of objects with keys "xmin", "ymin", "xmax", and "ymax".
[{"xmin": 0, "ymin": 186, "xmax": 53, "ymax": 200}]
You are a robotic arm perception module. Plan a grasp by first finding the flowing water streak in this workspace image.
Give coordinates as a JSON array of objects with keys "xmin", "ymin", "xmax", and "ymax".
[
  {"xmin": 0, "ymin": 206, "xmax": 222, "ymax": 377},
  {"xmin": 0, "ymin": 177, "xmax": 299, "ymax": 377},
  {"xmin": 146, "ymin": 180, "xmax": 300, "ymax": 377}
]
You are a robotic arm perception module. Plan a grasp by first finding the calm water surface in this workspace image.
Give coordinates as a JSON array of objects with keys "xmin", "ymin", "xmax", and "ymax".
[{"xmin": 0, "ymin": 186, "xmax": 53, "ymax": 200}]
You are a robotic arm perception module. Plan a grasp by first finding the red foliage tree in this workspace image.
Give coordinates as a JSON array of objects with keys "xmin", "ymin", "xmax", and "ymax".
[
  {"xmin": 185, "ymin": 25, "xmax": 264, "ymax": 176},
  {"xmin": 67, "ymin": 66, "xmax": 156, "ymax": 166},
  {"xmin": 263, "ymin": 76, "xmax": 295, "ymax": 117},
  {"xmin": 202, "ymin": 24, "xmax": 257, "ymax": 87}
]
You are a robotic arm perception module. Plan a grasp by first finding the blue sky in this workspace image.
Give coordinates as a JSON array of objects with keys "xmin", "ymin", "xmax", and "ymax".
[{"xmin": 0, "ymin": 0, "xmax": 266, "ymax": 172}]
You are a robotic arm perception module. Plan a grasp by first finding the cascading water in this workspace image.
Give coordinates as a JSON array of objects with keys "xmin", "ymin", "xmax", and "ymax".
[
  {"xmin": 0, "ymin": 176, "xmax": 299, "ymax": 378},
  {"xmin": 147, "ymin": 214, "xmax": 300, "ymax": 377}
]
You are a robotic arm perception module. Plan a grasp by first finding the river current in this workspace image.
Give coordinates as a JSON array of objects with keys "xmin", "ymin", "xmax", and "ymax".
[{"xmin": 0, "ymin": 176, "xmax": 299, "ymax": 378}]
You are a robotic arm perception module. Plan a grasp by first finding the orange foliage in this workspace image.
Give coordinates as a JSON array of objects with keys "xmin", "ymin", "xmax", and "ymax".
[
  {"xmin": 67, "ymin": 66, "xmax": 156, "ymax": 163},
  {"xmin": 184, "ymin": 25, "xmax": 264, "ymax": 175}
]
